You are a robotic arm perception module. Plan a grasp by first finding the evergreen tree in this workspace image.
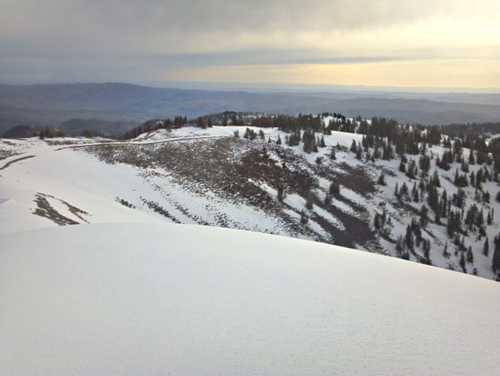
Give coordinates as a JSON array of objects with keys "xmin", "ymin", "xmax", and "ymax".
[
  {"xmin": 422, "ymin": 239, "xmax": 431, "ymax": 264},
  {"xmin": 487, "ymin": 209, "xmax": 494, "ymax": 225},
  {"xmin": 356, "ymin": 147, "xmax": 363, "ymax": 160},
  {"xmin": 405, "ymin": 225, "xmax": 414, "ymax": 251},
  {"xmin": 377, "ymin": 172, "xmax": 386, "ymax": 186},
  {"xmin": 300, "ymin": 210, "xmax": 308, "ymax": 225},
  {"xmin": 329, "ymin": 181, "xmax": 340, "ymax": 197},
  {"xmin": 319, "ymin": 136, "xmax": 326, "ymax": 148},
  {"xmin": 443, "ymin": 241, "xmax": 450, "ymax": 258},
  {"xmin": 468, "ymin": 150, "xmax": 476, "ymax": 165},
  {"xmin": 419, "ymin": 205, "xmax": 429, "ymax": 228},
  {"xmin": 483, "ymin": 237, "xmax": 489, "ymax": 256},
  {"xmin": 411, "ymin": 182, "xmax": 419, "ymax": 202},
  {"xmin": 305, "ymin": 192, "xmax": 314, "ymax": 210},
  {"xmin": 493, "ymin": 233, "xmax": 500, "ymax": 273},
  {"xmin": 399, "ymin": 160, "xmax": 406, "ymax": 173},
  {"xmin": 459, "ymin": 251, "xmax": 466, "ymax": 273},
  {"xmin": 396, "ymin": 235, "xmax": 405, "ymax": 256},
  {"xmin": 466, "ymin": 246, "xmax": 474, "ymax": 264},
  {"xmin": 399, "ymin": 182, "xmax": 409, "ymax": 200},
  {"xmin": 350, "ymin": 140, "xmax": 357, "ymax": 153},
  {"xmin": 329, "ymin": 147, "xmax": 336, "ymax": 160},
  {"xmin": 277, "ymin": 184, "xmax": 285, "ymax": 203},
  {"xmin": 406, "ymin": 159, "xmax": 418, "ymax": 179},
  {"xmin": 324, "ymin": 193, "xmax": 331, "ymax": 205}
]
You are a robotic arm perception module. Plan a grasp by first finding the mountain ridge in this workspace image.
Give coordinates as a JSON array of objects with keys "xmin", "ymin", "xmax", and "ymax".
[{"xmin": 2, "ymin": 83, "xmax": 500, "ymax": 136}]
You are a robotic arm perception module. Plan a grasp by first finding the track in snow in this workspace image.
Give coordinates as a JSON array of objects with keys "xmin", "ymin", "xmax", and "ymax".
[{"xmin": 0, "ymin": 155, "xmax": 35, "ymax": 170}]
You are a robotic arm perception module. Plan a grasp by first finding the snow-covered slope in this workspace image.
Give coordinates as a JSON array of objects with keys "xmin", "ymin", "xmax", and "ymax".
[
  {"xmin": 2, "ymin": 124, "xmax": 500, "ymax": 281},
  {"xmin": 1, "ymin": 222, "xmax": 499, "ymax": 376}
]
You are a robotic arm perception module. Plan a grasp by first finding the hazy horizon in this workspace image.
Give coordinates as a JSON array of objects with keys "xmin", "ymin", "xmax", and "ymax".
[{"xmin": 2, "ymin": 80, "xmax": 500, "ymax": 96}]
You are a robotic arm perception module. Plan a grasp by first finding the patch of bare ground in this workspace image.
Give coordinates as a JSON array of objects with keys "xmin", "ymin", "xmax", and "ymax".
[
  {"xmin": 33, "ymin": 193, "xmax": 89, "ymax": 225},
  {"xmin": 332, "ymin": 162, "xmax": 377, "ymax": 195},
  {"xmin": 83, "ymin": 137, "xmax": 376, "ymax": 248}
]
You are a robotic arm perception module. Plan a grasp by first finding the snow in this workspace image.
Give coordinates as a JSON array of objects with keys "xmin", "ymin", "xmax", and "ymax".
[
  {"xmin": 1, "ymin": 125, "xmax": 500, "ymax": 281},
  {"xmin": 486, "ymin": 133, "xmax": 500, "ymax": 146},
  {"xmin": 1, "ymin": 222, "xmax": 499, "ymax": 376},
  {"xmin": 0, "ymin": 136, "xmax": 295, "ymax": 237}
]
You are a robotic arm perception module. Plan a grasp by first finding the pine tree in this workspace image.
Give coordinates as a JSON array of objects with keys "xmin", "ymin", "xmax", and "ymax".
[
  {"xmin": 300, "ymin": 210, "xmax": 308, "ymax": 225},
  {"xmin": 399, "ymin": 182, "xmax": 409, "ymax": 200},
  {"xmin": 466, "ymin": 246, "xmax": 474, "ymax": 263},
  {"xmin": 427, "ymin": 183, "xmax": 439, "ymax": 214},
  {"xmin": 468, "ymin": 150, "xmax": 476, "ymax": 165},
  {"xmin": 356, "ymin": 147, "xmax": 363, "ymax": 160},
  {"xmin": 493, "ymin": 233, "xmax": 500, "ymax": 273},
  {"xmin": 377, "ymin": 172, "xmax": 386, "ymax": 186},
  {"xmin": 305, "ymin": 192, "xmax": 314, "ymax": 210},
  {"xmin": 324, "ymin": 193, "xmax": 331, "ymax": 205},
  {"xmin": 443, "ymin": 242, "xmax": 450, "ymax": 258},
  {"xmin": 431, "ymin": 170, "xmax": 441, "ymax": 187},
  {"xmin": 411, "ymin": 182, "xmax": 419, "ymax": 202},
  {"xmin": 483, "ymin": 190, "xmax": 490, "ymax": 204},
  {"xmin": 419, "ymin": 205, "xmax": 429, "ymax": 228},
  {"xmin": 422, "ymin": 239, "xmax": 431, "ymax": 264},
  {"xmin": 319, "ymin": 136, "xmax": 326, "ymax": 148},
  {"xmin": 406, "ymin": 159, "xmax": 418, "ymax": 179},
  {"xmin": 399, "ymin": 160, "xmax": 406, "ymax": 173},
  {"xmin": 329, "ymin": 147, "xmax": 336, "ymax": 160},
  {"xmin": 483, "ymin": 238, "xmax": 489, "ymax": 256},
  {"xmin": 459, "ymin": 251, "xmax": 466, "ymax": 273},
  {"xmin": 487, "ymin": 209, "xmax": 494, "ymax": 225},
  {"xmin": 350, "ymin": 140, "xmax": 357, "ymax": 153},
  {"xmin": 329, "ymin": 181, "xmax": 340, "ymax": 197},
  {"xmin": 277, "ymin": 184, "xmax": 285, "ymax": 203},
  {"xmin": 396, "ymin": 235, "xmax": 405, "ymax": 256},
  {"xmin": 405, "ymin": 225, "xmax": 414, "ymax": 251}
]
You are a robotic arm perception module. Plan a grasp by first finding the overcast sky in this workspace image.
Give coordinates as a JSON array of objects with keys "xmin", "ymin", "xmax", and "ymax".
[{"xmin": 1, "ymin": 0, "xmax": 499, "ymax": 89}]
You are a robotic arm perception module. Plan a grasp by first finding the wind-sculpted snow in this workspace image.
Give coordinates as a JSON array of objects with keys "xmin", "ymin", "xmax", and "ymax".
[{"xmin": 1, "ymin": 223, "xmax": 499, "ymax": 376}]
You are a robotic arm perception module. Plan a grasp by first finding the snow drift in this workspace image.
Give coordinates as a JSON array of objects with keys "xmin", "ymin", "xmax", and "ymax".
[{"xmin": 1, "ymin": 223, "xmax": 499, "ymax": 375}]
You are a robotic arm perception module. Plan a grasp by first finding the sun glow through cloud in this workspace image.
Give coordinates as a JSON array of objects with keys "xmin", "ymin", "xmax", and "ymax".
[{"xmin": 0, "ymin": 0, "xmax": 499, "ymax": 89}]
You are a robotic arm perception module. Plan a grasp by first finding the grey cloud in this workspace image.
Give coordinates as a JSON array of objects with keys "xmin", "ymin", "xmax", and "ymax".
[
  {"xmin": 1, "ymin": 0, "xmax": 448, "ymax": 54},
  {"xmin": 0, "ymin": 0, "xmax": 480, "ymax": 83}
]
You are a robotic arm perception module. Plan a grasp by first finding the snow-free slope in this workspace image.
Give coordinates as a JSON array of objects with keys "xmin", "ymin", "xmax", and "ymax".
[{"xmin": 1, "ymin": 223, "xmax": 499, "ymax": 376}]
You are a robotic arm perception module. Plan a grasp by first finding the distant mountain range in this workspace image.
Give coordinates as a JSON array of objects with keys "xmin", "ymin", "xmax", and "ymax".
[{"xmin": 1, "ymin": 83, "xmax": 500, "ymax": 136}]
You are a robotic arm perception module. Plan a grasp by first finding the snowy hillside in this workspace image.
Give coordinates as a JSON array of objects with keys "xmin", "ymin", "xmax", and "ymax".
[
  {"xmin": 2, "ymin": 222, "xmax": 500, "ymax": 375},
  {"xmin": 1, "ymin": 118, "xmax": 500, "ymax": 281}
]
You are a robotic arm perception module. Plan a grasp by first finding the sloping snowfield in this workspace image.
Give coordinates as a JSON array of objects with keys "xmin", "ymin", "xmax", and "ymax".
[
  {"xmin": 2, "ymin": 125, "xmax": 500, "ymax": 281},
  {"xmin": 1, "ymin": 223, "xmax": 499, "ymax": 375}
]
